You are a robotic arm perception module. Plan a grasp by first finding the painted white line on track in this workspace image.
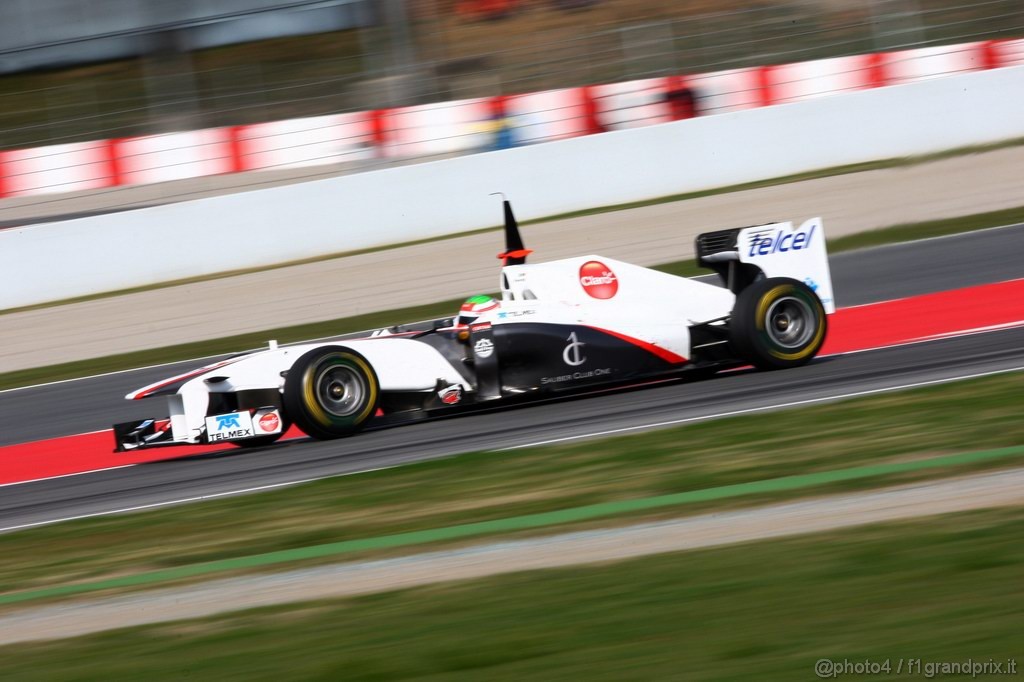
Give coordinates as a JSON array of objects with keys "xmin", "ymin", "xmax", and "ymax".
[
  {"xmin": 500, "ymin": 364, "xmax": 1024, "ymax": 450},
  {"xmin": 0, "ymin": 436, "xmax": 307, "ymax": 490},
  {"xmin": 910, "ymin": 319, "xmax": 1024, "ymax": 342},
  {"xmin": 0, "ymin": 465, "xmax": 136, "ymax": 490},
  {"xmin": 0, "ymin": 465, "xmax": 398, "ymax": 534},
  {"xmin": 4, "ymin": 364, "xmax": 1024, "ymax": 534}
]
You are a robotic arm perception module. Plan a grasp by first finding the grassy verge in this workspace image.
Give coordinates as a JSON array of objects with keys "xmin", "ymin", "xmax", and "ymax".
[
  {"xmin": 4, "ymin": 204, "xmax": 1024, "ymax": 391},
  {"xmin": 1, "ymin": 371, "xmax": 1022, "ymax": 604},
  {"xmin": 2, "ymin": 506, "xmax": 1022, "ymax": 680}
]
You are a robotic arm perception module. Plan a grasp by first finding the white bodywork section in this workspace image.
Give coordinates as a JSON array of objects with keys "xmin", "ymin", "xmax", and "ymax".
[
  {"xmin": 496, "ymin": 256, "xmax": 736, "ymax": 362},
  {"xmin": 129, "ymin": 338, "xmax": 470, "ymax": 443},
  {"xmin": 480, "ymin": 217, "xmax": 833, "ymax": 363}
]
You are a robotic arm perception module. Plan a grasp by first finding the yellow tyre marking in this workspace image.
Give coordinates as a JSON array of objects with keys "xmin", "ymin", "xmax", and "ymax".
[
  {"xmin": 756, "ymin": 285, "xmax": 825, "ymax": 361},
  {"xmin": 754, "ymin": 285, "xmax": 789, "ymax": 332},
  {"xmin": 303, "ymin": 364, "xmax": 331, "ymax": 426},
  {"xmin": 302, "ymin": 352, "xmax": 378, "ymax": 427},
  {"xmin": 349, "ymin": 355, "xmax": 379, "ymax": 424}
]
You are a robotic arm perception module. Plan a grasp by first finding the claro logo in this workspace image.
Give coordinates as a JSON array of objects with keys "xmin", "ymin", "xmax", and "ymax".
[
  {"xmin": 579, "ymin": 261, "xmax": 618, "ymax": 299},
  {"xmin": 258, "ymin": 413, "xmax": 280, "ymax": 432}
]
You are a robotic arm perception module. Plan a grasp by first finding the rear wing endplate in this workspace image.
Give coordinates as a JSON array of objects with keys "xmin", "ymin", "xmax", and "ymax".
[{"xmin": 696, "ymin": 217, "xmax": 835, "ymax": 314}]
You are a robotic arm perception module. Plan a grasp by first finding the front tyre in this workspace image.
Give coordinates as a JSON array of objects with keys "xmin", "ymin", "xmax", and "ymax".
[
  {"xmin": 283, "ymin": 346, "xmax": 380, "ymax": 440},
  {"xmin": 729, "ymin": 277, "xmax": 827, "ymax": 370}
]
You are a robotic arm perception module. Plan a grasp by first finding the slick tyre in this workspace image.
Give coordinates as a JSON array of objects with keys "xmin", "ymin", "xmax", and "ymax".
[
  {"xmin": 730, "ymin": 277, "xmax": 827, "ymax": 370},
  {"xmin": 283, "ymin": 346, "xmax": 380, "ymax": 440}
]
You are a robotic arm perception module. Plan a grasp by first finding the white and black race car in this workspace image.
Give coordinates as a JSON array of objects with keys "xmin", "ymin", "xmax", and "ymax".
[{"xmin": 114, "ymin": 199, "xmax": 835, "ymax": 451}]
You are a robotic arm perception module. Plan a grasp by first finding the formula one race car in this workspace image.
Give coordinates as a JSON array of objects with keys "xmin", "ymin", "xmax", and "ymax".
[{"xmin": 114, "ymin": 198, "xmax": 835, "ymax": 451}]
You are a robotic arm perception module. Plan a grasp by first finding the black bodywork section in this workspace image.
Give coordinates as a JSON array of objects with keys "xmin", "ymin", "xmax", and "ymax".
[
  {"xmin": 695, "ymin": 226, "xmax": 764, "ymax": 294},
  {"xmin": 379, "ymin": 319, "xmax": 688, "ymax": 409},
  {"xmin": 112, "ymin": 419, "xmax": 174, "ymax": 451},
  {"xmin": 492, "ymin": 323, "xmax": 682, "ymax": 392}
]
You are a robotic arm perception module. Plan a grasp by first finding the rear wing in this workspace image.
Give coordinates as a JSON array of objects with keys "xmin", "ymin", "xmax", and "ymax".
[{"xmin": 696, "ymin": 217, "xmax": 835, "ymax": 314}]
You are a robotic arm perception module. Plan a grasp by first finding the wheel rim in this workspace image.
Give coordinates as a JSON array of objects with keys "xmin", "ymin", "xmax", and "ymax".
[
  {"xmin": 764, "ymin": 295, "xmax": 815, "ymax": 349},
  {"xmin": 314, "ymin": 363, "xmax": 365, "ymax": 417}
]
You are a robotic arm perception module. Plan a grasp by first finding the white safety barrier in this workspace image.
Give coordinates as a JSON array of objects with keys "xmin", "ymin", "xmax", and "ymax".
[{"xmin": 2, "ymin": 64, "xmax": 1024, "ymax": 310}]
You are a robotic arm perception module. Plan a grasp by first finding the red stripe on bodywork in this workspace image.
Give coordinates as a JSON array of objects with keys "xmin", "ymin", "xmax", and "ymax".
[
  {"xmin": 588, "ymin": 326, "xmax": 688, "ymax": 364},
  {"xmin": 131, "ymin": 358, "xmax": 237, "ymax": 399}
]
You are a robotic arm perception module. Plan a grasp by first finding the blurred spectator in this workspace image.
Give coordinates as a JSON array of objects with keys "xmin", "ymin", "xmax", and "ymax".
[
  {"xmin": 665, "ymin": 85, "xmax": 698, "ymax": 121},
  {"xmin": 457, "ymin": 0, "xmax": 520, "ymax": 20},
  {"xmin": 549, "ymin": 0, "xmax": 600, "ymax": 10},
  {"xmin": 474, "ymin": 98, "xmax": 518, "ymax": 150},
  {"xmin": 456, "ymin": 0, "xmax": 598, "ymax": 21},
  {"xmin": 492, "ymin": 115, "xmax": 516, "ymax": 149}
]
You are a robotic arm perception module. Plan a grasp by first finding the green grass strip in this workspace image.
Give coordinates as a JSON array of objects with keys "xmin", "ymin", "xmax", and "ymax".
[{"xmin": 3, "ymin": 444, "xmax": 1022, "ymax": 608}]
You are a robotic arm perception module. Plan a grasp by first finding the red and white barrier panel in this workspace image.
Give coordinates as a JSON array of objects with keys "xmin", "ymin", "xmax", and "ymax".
[
  {"xmin": 0, "ymin": 39, "xmax": 1017, "ymax": 199},
  {"xmin": 991, "ymin": 38, "xmax": 1024, "ymax": 66},
  {"xmin": 376, "ymin": 98, "xmax": 494, "ymax": 159},
  {"xmin": 115, "ymin": 129, "xmax": 235, "ymax": 186},
  {"xmin": 590, "ymin": 77, "xmax": 675, "ymax": 129},
  {"xmin": 236, "ymin": 113, "xmax": 375, "ymax": 170},
  {"xmin": 766, "ymin": 54, "xmax": 883, "ymax": 104},
  {"xmin": 0, "ymin": 140, "xmax": 115, "ymax": 197},
  {"xmin": 504, "ymin": 87, "xmax": 597, "ymax": 144},
  {"xmin": 883, "ymin": 41, "xmax": 988, "ymax": 85}
]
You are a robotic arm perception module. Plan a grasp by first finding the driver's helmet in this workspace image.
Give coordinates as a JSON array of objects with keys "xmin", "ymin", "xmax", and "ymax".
[{"xmin": 456, "ymin": 295, "xmax": 499, "ymax": 327}]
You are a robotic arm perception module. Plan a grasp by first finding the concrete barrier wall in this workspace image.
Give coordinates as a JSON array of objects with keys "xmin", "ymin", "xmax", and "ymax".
[{"xmin": 3, "ymin": 64, "xmax": 1024, "ymax": 310}]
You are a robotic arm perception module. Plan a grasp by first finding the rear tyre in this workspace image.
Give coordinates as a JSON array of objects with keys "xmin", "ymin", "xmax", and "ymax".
[
  {"xmin": 283, "ymin": 346, "xmax": 380, "ymax": 440},
  {"xmin": 729, "ymin": 277, "xmax": 827, "ymax": 370}
]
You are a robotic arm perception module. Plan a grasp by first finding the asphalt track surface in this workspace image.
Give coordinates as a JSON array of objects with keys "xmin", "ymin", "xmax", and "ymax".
[{"xmin": 2, "ymin": 226, "xmax": 1024, "ymax": 531}]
